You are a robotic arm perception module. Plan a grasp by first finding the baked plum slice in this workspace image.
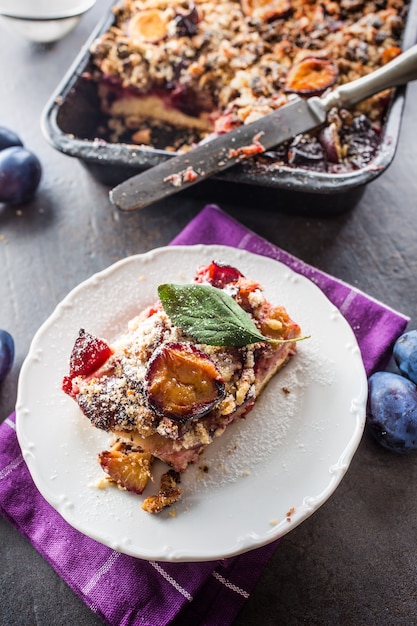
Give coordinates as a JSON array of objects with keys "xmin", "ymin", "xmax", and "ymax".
[
  {"xmin": 62, "ymin": 329, "xmax": 113, "ymax": 395},
  {"xmin": 128, "ymin": 9, "xmax": 168, "ymax": 43},
  {"xmin": 145, "ymin": 342, "xmax": 225, "ymax": 421},
  {"xmin": 195, "ymin": 260, "xmax": 243, "ymax": 288},
  {"xmin": 285, "ymin": 57, "xmax": 338, "ymax": 96},
  {"xmin": 99, "ymin": 442, "xmax": 153, "ymax": 494},
  {"xmin": 318, "ymin": 123, "xmax": 343, "ymax": 163},
  {"xmin": 240, "ymin": 0, "xmax": 291, "ymax": 21}
]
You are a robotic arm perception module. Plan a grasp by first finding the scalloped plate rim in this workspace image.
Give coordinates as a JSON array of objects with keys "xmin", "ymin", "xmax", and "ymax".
[{"xmin": 15, "ymin": 244, "xmax": 367, "ymax": 562}]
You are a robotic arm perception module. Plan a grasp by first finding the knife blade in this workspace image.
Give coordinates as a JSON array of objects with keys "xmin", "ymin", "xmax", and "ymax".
[{"xmin": 110, "ymin": 44, "xmax": 417, "ymax": 211}]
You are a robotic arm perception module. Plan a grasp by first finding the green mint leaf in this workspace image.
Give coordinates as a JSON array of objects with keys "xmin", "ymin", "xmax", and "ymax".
[
  {"xmin": 158, "ymin": 283, "xmax": 299, "ymax": 348},
  {"xmin": 158, "ymin": 283, "xmax": 265, "ymax": 346}
]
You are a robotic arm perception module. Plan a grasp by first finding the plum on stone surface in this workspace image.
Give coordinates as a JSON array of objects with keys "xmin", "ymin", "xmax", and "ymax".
[
  {"xmin": 0, "ymin": 330, "xmax": 14, "ymax": 383},
  {"xmin": 0, "ymin": 146, "xmax": 42, "ymax": 204},
  {"xmin": 367, "ymin": 371, "xmax": 417, "ymax": 453},
  {"xmin": 0, "ymin": 126, "xmax": 23, "ymax": 152},
  {"xmin": 393, "ymin": 330, "xmax": 417, "ymax": 385},
  {"xmin": 284, "ymin": 57, "xmax": 338, "ymax": 95}
]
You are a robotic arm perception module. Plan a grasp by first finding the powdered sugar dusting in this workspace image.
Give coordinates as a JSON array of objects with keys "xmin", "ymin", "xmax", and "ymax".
[{"xmin": 183, "ymin": 337, "xmax": 335, "ymax": 495}]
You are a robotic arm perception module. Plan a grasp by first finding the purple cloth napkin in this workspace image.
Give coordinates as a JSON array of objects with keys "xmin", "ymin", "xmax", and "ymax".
[{"xmin": 0, "ymin": 205, "xmax": 409, "ymax": 626}]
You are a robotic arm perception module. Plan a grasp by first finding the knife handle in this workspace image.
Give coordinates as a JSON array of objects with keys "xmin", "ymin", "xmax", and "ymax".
[{"xmin": 321, "ymin": 43, "xmax": 417, "ymax": 112}]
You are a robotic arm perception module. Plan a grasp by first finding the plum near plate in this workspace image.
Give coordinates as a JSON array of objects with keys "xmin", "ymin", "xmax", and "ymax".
[
  {"xmin": 0, "ymin": 330, "xmax": 14, "ymax": 383},
  {"xmin": 0, "ymin": 127, "xmax": 23, "ymax": 152},
  {"xmin": 393, "ymin": 330, "xmax": 417, "ymax": 385},
  {"xmin": 367, "ymin": 371, "xmax": 417, "ymax": 453},
  {"xmin": 0, "ymin": 146, "xmax": 42, "ymax": 204}
]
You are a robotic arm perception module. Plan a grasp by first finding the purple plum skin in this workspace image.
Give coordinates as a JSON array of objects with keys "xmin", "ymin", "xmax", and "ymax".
[
  {"xmin": 367, "ymin": 371, "xmax": 417, "ymax": 453},
  {"xmin": 0, "ymin": 126, "xmax": 23, "ymax": 152},
  {"xmin": 0, "ymin": 146, "xmax": 42, "ymax": 204},
  {"xmin": 0, "ymin": 330, "xmax": 14, "ymax": 383},
  {"xmin": 393, "ymin": 330, "xmax": 417, "ymax": 385}
]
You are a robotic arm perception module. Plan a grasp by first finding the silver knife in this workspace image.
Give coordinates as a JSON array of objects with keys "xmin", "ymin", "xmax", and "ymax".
[{"xmin": 110, "ymin": 44, "xmax": 417, "ymax": 211}]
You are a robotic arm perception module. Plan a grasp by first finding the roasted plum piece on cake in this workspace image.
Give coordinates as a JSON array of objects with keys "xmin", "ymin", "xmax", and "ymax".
[
  {"xmin": 87, "ymin": 0, "xmax": 410, "ymax": 172},
  {"xmin": 63, "ymin": 261, "xmax": 302, "ymax": 512}
]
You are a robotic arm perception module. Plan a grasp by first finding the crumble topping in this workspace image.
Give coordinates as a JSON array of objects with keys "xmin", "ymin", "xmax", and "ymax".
[
  {"xmin": 88, "ymin": 0, "xmax": 410, "ymax": 172},
  {"xmin": 63, "ymin": 261, "xmax": 303, "ymax": 512},
  {"xmin": 74, "ymin": 305, "xmax": 265, "ymax": 446}
]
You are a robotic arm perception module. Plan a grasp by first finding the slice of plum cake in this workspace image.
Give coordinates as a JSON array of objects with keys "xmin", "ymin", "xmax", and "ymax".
[{"xmin": 62, "ymin": 261, "xmax": 302, "ymax": 512}]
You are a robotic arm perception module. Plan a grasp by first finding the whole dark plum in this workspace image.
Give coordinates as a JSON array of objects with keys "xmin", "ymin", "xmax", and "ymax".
[
  {"xmin": 0, "ymin": 126, "xmax": 23, "ymax": 152},
  {"xmin": 0, "ymin": 146, "xmax": 42, "ymax": 204},
  {"xmin": 0, "ymin": 330, "xmax": 14, "ymax": 383},
  {"xmin": 367, "ymin": 371, "xmax": 417, "ymax": 453},
  {"xmin": 393, "ymin": 330, "xmax": 417, "ymax": 384}
]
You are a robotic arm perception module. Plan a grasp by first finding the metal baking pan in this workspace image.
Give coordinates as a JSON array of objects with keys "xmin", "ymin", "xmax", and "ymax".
[{"xmin": 41, "ymin": 0, "xmax": 417, "ymax": 215}]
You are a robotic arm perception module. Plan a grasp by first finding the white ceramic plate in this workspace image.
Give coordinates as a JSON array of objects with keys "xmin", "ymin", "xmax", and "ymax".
[{"xmin": 16, "ymin": 245, "xmax": 367, "ymax": 562}]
